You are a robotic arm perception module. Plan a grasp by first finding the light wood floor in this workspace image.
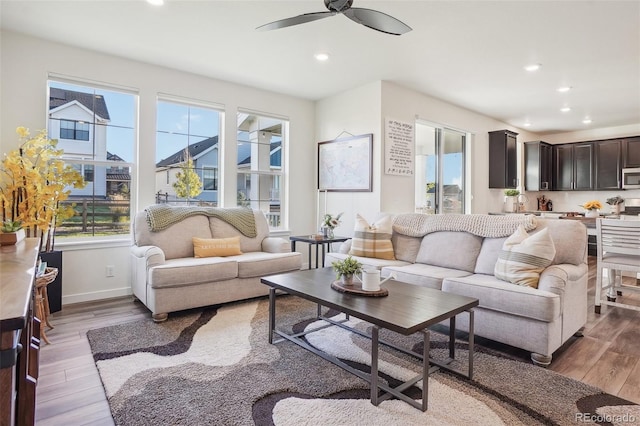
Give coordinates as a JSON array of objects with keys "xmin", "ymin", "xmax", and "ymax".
[{"xmin": 35, "ymin": 258, "xmax": 640, "ymax": 424}]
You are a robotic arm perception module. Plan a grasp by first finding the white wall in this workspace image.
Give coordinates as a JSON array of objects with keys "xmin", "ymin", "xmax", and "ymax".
[
  {"xmin": 1, "ymin": 30, "xmax": 315, "ymax": 304},
  {"xmin": 314, "ymin": 81, "xmax": 383, "ymax": 236},
  {"xmin": 379, "ymin": 81, "xmax": 541, "ymax": 215}
]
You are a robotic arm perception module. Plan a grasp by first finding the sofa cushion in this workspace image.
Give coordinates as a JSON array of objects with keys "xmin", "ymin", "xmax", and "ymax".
[
  {"xmin": 134, "ymin": 212, "xmax": 213, "ymax": 260},
  {"xmin": 209, "ymin": 210, "xmax": 269, "ymax": 253},
  {"xmin": 494, "ymin": 226, "xmax": 556, "ymax": 289},
  {"xmin": 415, "ymin": 231, "xmax": 483, "ymax": 273},
  {"xmin": 391, "ymin": 233, "xmax": 422, "ymax": 263},
  {"xmin": 474, "ymin": 237, "xmax": 508, "ymax": 274},
  {"xmin": 381, "ymin": 263, "xmax": 471, "ymax": 290},
  {"xmin": 349, "ymin": 214, "xmax": 395, "ymax": 260},
  {"xmin": 442, "ymin": 274, "xmax": 561, "ymax": 322},
  {"xmin": 234, "ymin": 252, "xmax": 302, "ymax": 278},
  {"xmin": 193, "ymin": 236, "xmax": 243, "ymax": 258},
  {"xmin": 149, "ymin": 257, "xmax": 238, "ymax": 289}
]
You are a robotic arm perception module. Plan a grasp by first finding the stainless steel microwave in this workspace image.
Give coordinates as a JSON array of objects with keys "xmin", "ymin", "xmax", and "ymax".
[{"xmin": 622, "ymin": 168, "xmax": 640, "ymax": 189}]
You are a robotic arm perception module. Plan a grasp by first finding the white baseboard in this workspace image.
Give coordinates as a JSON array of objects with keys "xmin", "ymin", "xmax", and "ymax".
[{"xmin": 62, "ymin": 287, "xmax": 132, "ymax": 305}]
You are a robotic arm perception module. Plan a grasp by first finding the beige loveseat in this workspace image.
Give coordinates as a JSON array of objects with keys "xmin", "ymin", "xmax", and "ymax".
[
  {"xmin": 325, "ymin": 214, "xmax": 588, "ymax": 366},
  {"xmin": 131, "ymin": 206, "xmax": 302, "ymax": 321}
]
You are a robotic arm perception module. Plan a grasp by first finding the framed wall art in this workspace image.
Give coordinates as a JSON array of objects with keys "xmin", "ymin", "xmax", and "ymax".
[{"xmin": 317, "ymin": 133, "xmax": 373, "ymax": 192}]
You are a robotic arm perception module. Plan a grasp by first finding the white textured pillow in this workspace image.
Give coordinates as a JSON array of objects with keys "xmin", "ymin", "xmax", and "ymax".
[
  {"xmin": 349, "ymin": 214, "xmax": 395, "ymax": 260},
  {"xmin": 494, "ymin": 226, "xmax": 556, "ymax": 289}
]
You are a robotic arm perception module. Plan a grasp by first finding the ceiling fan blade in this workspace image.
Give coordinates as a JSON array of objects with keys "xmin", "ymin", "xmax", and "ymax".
[
  {"xmin": 256, "ymin": 11, "xmax": 335, "ymax": 31},
  {"xmin": 344, "ymin": 8, "xmax": 412, "ymax": 35}
]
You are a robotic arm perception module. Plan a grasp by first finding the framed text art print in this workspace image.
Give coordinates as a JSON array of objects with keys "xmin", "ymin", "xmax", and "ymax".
[{"xmin": 318, "ymin": 134, "xmax": 373, "ymax": 192}]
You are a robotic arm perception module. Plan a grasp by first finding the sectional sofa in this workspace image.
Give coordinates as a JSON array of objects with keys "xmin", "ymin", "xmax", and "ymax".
[
  {"xmin": 130, "ymin": 206, "xmax": 302, "ymax": 321},
  {"xmin": 325, "ymin": 213, "xmax": 589, "ymax": 366}
]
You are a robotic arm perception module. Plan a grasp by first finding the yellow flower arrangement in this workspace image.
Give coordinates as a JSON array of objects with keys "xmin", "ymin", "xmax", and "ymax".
[
  {"xmin": 0, "ymin": 127, "xmax": 85, "ymax": 250},
  {"xmin": 581, "ymin": 200, "xmax": 603, "ymax": 211}
]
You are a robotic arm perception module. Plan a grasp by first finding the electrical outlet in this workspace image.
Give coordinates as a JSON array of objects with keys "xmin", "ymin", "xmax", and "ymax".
[{"xmin": 106, "ymin": 265, "xmax": 115, "ymax": 277}]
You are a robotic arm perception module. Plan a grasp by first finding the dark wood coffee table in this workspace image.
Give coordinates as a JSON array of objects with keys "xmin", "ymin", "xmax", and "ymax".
[{"xmin": 260, "ymin": 267, "xmax": 479, "ymax": 411}]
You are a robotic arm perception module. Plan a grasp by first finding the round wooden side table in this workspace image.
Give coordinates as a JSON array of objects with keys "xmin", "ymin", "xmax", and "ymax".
[{"xmin": 35, "ymin": 267, "xmax": 58, "ymax": 344}]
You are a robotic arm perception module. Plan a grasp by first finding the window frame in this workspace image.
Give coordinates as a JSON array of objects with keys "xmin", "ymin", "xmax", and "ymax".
[{"xmin": 47, "ymin": 76, "xmax": 138, "ymax": 242}]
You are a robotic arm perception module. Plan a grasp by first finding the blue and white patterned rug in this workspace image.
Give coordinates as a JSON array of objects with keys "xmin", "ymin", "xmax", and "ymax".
[{"xmin": 87, "ymin": 295, "xmax": 639, "ymax": 425}]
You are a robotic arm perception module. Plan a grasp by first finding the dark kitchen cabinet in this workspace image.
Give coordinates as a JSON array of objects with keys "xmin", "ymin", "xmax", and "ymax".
[
  {"xmin": 594, "ymin": 139, "xmax": 621, "ymax": 190},
  {"xmin": 553, "ymin": 143, "xmax": 593, "ymax": 190},
  {"xmin": 489, "ymin": 130, "xmax": 518, "ymax": 188},
  {"xmin": 622, "ymin": 136, "xmax": 640, "ymax": 167},
  {"xmin": 524, "ymin": 141, "xmax": 552, "ymax": 191}
]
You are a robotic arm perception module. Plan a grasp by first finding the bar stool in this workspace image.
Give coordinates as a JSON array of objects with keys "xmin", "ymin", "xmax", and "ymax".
[
  {"xmin": 595, "ymin": 219, "xmax": 640, "ymax": 314},
  {"xmin": 35, "ymin": 267, "xmax": 58, "ymax": 344}
]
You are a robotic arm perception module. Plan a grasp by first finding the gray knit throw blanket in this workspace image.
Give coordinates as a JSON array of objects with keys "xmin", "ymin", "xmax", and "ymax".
[
  {"xmin": 392, "ymin": 213, "xmax": 537, "ymax": 238},
  {"xmin": 145, "ymin": 205, "xmax": 257, "ymax": 237}
]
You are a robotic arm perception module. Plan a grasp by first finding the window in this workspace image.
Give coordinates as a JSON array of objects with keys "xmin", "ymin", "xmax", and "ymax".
[
  {"xmin": 155, "ymin": 99, "xmax": 221, "ymax": 205},
  {"xmin": 48, "ymin": 79, "xmax": 137, "ymax": 239},
  {"xmin": 237, "ymin": 112, "xmax": 287, "ymax": 229},
  {"xmin": 202, "ymin": 167, "xmax": 217, "ymax": 191},
  {"xmin": 60, "ymin": 119, "xmax": 89, "ymax": 141},
  {"xmin": 84, "ymin": 164, "xmax": 94, "ymax": 182},
  {"xmin": 415, "ymin": 121, "xmax": 467, "ymax": 214}
]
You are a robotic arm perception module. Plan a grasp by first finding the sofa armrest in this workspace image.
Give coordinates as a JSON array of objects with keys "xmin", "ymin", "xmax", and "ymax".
[
  {"xmin": 130, "ymin": 245, "xmax": 166, "ymax": 268},
  {"xmin": 537, "ymin": 263, "xmax": 588, "ymax": 300},
  {"xmin": 337, "ymin": 239, "xmax": 352, "ymax": 254},
  {"xmin": 262, "ymin": 237, "xmax": 291, "ymax": 253}
]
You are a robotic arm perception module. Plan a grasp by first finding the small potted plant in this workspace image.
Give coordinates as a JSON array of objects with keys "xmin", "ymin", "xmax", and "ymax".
[
  {"xmin": 606, "ymin": 196, "xmax": 624, "ymax": 215},
  {"xmin": 503, "ymin": 189, "xmax": 520, "ymax": 213},
  {"xmin": 0, "ymin": 219, "xmax": 25, "ymax": 246},
  {"xmin": 331, "ymin": 255, "xmax": 363, "ymax": 285}
]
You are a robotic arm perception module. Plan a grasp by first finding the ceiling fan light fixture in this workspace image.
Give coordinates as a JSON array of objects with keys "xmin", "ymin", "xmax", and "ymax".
[{"xmin": 257, "ymin": 0, "xmax": 411, "ymax": 36}]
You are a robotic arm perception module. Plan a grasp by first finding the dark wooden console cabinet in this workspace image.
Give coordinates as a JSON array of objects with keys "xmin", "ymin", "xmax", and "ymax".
[{"xmin": 1, "ymin": 239, "xmax": 40, "ymax": 426}]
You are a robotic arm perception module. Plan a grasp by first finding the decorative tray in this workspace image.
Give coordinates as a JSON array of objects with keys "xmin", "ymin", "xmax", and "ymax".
[{"xmin": 330, "ymin": 280, "xmax": 389, "ymax": 297}]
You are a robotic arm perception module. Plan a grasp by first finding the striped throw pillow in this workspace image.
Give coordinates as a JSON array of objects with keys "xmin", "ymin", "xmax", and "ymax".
[
  {"xmin": 349, "ymin": 214, "xmax": 396, "ymax": 260},
  {"xmin": 494, "ymin": 226, "xmax": 555, "ymax": 289}
]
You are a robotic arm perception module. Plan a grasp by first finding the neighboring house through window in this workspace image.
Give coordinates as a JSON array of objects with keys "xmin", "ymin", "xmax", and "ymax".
[
  {"xmin": 48, "ymin": 79, "xmax": 136, "ymax": 239},
  {"xmin": 155, "ymin": 98, "xmax": 221, "ymax": 205},
  {"xmin": 236, "ymin": 111, "xmax": 287, "ymax": 229}
]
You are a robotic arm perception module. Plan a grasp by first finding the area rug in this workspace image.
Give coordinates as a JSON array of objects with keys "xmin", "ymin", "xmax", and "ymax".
[{"xmin": 87, "ymin": 296, "xmax": 639, "ymax": 425}]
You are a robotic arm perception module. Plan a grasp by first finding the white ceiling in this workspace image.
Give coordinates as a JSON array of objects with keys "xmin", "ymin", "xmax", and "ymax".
[{"xmin": 1, "ymin": 0, "xmax": 639, "ymax": 135}]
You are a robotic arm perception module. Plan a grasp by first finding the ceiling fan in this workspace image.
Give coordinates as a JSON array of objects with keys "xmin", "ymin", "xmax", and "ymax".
[{"xmin": 256, "ymin": 0, "xmax": 412, "ymax": 36}]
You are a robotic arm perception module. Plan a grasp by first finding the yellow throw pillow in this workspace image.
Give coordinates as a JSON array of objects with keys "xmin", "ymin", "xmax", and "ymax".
[
  {"xmin": 494, "ymin": 226, "xmax": 556, "ymax": 288},
  {"xmin": 193, "ymin": 236, "xmax": 242, "ymax": 258},
  {"xmin": 349, "ymin": 214, "xmax": 396, "ymax": 260}
]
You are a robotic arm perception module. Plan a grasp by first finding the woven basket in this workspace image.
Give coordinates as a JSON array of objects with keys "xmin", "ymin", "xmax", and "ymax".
[{"xmin": 36, "ymin": 267, "xmax": 58, "ymax": 287}]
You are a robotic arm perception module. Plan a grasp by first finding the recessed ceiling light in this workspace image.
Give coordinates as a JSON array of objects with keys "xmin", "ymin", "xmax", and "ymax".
[
  {"xmin": 524, "ymin": 64, "xmax": 542, "ymax": 72},
  {"xmin": 557, "ymin": 86, "xmax": 572, "ymax": 92},
  {"xmin": 314, "ymin": 53, "xmax": 329, "ymax": 62},
  {"xmin": 583, "ymin": 118, "xmax": 592, "ymax": 124},
  {"xmin": 560, "ymin": 107, "xmax": 571, "ymax": 113},
  {"xmin": 147, "ymin": 0, "xmax": 164, "ymax": 5},
  {"xmin": 523, "ymin": 122, "xmax": 531, "ymax": 127}
]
